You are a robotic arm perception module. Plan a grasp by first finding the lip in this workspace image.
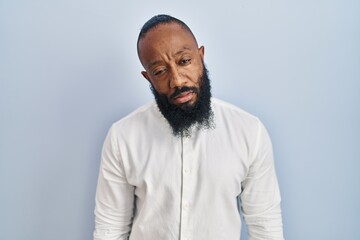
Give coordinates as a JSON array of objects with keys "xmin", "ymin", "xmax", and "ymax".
[{"xmin": 173, "ymin": 91, "xmax": 194, "ymax": 104}]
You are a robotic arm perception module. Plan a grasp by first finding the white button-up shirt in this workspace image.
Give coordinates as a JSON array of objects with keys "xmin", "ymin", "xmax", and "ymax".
[{"xmin": 94, "ymin": 98, "xmax": 284, "ymax": 240}]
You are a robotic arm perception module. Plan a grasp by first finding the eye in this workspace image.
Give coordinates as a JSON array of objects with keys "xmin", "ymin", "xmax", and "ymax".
[
  {"xmin": 152, "ymin": 67, "xmax": 166, "ymax": 76},
  {"xmin": 179, "ymin": 58, "xmax": 191, "ymax": 65}
]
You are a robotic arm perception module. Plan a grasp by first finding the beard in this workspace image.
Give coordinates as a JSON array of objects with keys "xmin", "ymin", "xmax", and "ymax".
[{"xmin": 150, "ymin": 66, "xmax": 214, "ymax": 137}]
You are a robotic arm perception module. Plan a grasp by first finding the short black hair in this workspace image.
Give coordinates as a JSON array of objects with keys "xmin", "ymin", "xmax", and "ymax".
[{"xmin": 137, "ymin": 14, "xmax": 197, "ymax": 56}]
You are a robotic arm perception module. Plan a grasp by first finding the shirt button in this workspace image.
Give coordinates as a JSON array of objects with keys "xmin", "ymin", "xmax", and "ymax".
[
  {"xmin": 183, "ymin": 203, "xmax": 191, "ymax": 210},
  {"xmin": 184, "ymin": 168, "xmax": 191, "ymax": 174}
]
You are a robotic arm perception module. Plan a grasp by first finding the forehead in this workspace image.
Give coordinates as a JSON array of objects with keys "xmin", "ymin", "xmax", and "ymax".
[{"xmin": 138, "ymin": 23, "xmax": 198, "ymax": 65}]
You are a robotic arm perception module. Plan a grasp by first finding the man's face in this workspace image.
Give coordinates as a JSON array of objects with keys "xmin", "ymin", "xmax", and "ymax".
[{"xmin": 138, "ymin": 23, "xmax": 205, "ymax": 110}]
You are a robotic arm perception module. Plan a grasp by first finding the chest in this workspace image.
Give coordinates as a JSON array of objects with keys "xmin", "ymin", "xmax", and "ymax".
[{"xmin": 121, "ymin": 129, "xmax": 250, "ymax": 197}]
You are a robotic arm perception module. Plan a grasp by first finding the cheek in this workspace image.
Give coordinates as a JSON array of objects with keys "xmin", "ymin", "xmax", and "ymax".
[
  {"xmin": 189, "ymin": 70, "xmax": 202, "ymax": 86},
  {"xmin": 189, "ymin": 63, "xmax": 204, "ymax": 85},
  {"xmin": 151, "ymin": 80, "xmax": 172, "ymax": 95}
]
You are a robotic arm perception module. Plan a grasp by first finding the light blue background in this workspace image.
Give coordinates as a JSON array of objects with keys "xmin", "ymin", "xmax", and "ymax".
[{"xmin": 1, "ymin": 1, "xmax": 359, "ymax": 239}]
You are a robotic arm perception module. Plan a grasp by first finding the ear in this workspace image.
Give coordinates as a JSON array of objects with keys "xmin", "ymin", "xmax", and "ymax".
[
  {"xmin": 141, "ymin": 71, "xmax": 150, "ymax": 82},
  {"xmin": 198, "ymin": 46, "xmax": 205, "ymax": 61}
]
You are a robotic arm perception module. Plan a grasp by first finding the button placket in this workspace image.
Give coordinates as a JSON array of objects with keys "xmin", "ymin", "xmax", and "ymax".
[{"xmin": 180, "ymin": 136, "xmax": 193, "ymax": 239}]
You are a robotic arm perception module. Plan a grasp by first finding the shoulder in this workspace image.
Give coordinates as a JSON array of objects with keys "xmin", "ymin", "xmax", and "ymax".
[
  {"xmin": 211, "ymin": 97, "xmax": 260, "ymax": 127},
  {"xmin": 110, "ymin": 101, "xmax": 161, "ymax": 132},
  {"xmin": 211, "ymin": 98, "xmax": 271, "ymax": 156}
]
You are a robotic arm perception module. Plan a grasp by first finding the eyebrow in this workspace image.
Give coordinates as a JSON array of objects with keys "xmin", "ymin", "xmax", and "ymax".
[{"xmin": 147, "ymin": 47, "xmax": 193, "ymax": 69}]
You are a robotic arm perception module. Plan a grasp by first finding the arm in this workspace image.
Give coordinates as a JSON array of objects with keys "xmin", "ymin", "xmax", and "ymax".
[
  {"xmin": 240, "ymin": 121, "xmax": 284, "ymax": 240},
  {"xmin": 93, "ymin": 126, "xmax": 135, "ymax": 240}
]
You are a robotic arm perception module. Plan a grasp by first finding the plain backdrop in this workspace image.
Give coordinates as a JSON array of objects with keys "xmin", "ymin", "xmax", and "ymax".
[{"xmin": 1, "ymin": 0, "xmax": 359, "ymax": 239}]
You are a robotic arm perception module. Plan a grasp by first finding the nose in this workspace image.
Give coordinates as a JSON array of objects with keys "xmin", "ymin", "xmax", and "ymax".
[{"xmin": 169, "ymin": 66, "xmax": 186, "ymax": 88}]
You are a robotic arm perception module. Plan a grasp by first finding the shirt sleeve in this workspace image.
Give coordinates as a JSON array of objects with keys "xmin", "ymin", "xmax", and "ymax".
[
  {"xmin": 240, "ymin": 120, "xmax": 284, "ymax": 240},
  {"xmin": 93, "ymin": 126, "xmax": 135, "ymax": 240}
]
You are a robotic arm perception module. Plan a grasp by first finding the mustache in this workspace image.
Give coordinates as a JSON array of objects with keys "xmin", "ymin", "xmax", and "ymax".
[{"xmin": 170, "ymin": 86, "xmax": 199, "ymax": 100}]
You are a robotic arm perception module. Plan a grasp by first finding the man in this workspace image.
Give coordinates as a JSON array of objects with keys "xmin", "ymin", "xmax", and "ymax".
[{"xmin": 94, "ymin": 14, "xmax": 284, "ymax": 240}]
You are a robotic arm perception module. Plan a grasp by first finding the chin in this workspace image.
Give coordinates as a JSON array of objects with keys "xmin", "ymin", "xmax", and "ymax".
[{"xmin": 179, "ymin": 99, "xmax": 197, "ymax": 111}]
